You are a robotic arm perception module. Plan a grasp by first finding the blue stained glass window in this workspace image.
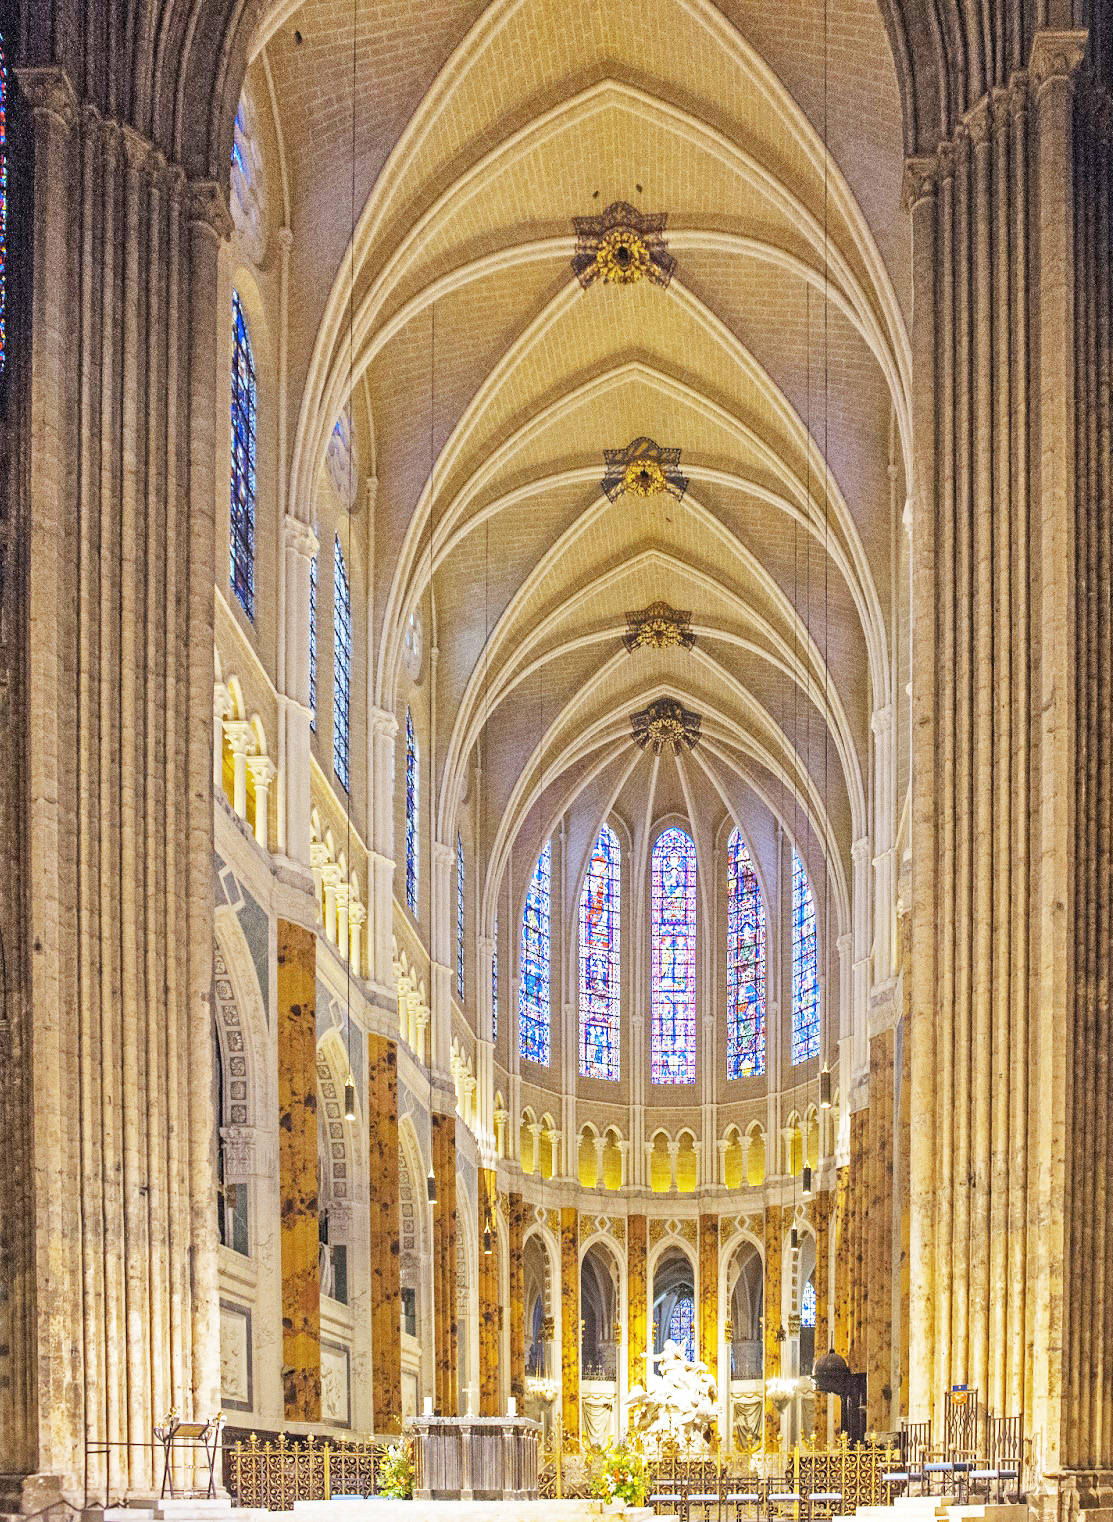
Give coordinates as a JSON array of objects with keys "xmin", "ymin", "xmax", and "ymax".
[
  {"xmin": 492, "ymin": 914, "xmax": 499, "ymax": 1039},
  {"xmin": 727, "ymin": 829, "xmax": 766, "ymax": 1078},
  {"xmin": 456, "ymin": 833, "xmax": 466, "ymax": 999},
  {"xmin": 405, "ymin": 709, "xmax": 418, "ymax": 914},
  {"xmin": 308, "ymin": 546, "xmax": 318, "ymax": 731},
  {"xmin": 801, "ymin": 1276, "xmax": 816, "ymax": 1328},
  {"xmin": 668, "ymin": 1296, "xmax": 695, "ymax": 1363},
  {"xmin": 791, "ymin": 849, "xmax": 821, "ymax": 1063},
  {"xmin": 332, "ymin": 536, "xmax": 351, "ymax": 790},
  {"xmin": 651, "ymin": 827, "xmax": 697, "ymax": 1084},
  {"xmin": 518, "ymin": 842, "xmax": 552, "ymax": 1066},
  {"xmin": 230, "ymin": 292, "xmax": 257, "ymax": 619},
  {"xmin": 0, "ymin": 34, "xmax": 7, "ymax": 381},
  {"xmin": 579, "ymin": 824, "xmax": 621, "ymax": 1081}
]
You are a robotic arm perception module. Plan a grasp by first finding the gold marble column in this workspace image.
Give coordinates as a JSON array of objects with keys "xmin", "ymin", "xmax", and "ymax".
[
  {"xmin": 812, "ymin": 1188, "xmax": 834, "ymax": 1437},
  {"xmin": 762, "ymin": 1205, "xmax": 782, "ymax": 1451},
  {"xmin": 277, "ymin": 921, "xmax": 321, "ymax": 1422},
  {"xmin": 432, "ymin": 1111, "xmax": 458, "ymax": 1415},
  {"xmin": 367, "ymin": 1034, "xmax": 401, "ymax": 1432},
  {"xmin": 866, "ymin": 1032, "xmax": 896, "ymax": 1428},
  {"xmin": 478, "ymin": 1169, "xmax": 500, "ymax": 1415},
  {"xmin": 508, "ymin": 1193, "xmax": 526, "ymax": 1398},
  {"xmin": 832, "ymin": 1165, "xmax": 851, "ymax": 1362},
  {"xmin": 560, "ymin": 1206, "xmax": 580, "ymax": 1444},
  {"xmin": 628, "ymin": 1215, "xmax": 648, "ymax": 1391},
  {"xmin": 699, "ymin": 1214, "xmax": 719, "ymax": 1370}
]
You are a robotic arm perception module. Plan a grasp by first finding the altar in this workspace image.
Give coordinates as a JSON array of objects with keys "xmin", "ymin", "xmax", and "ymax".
[{"xmin": 409, "ymin": 1414, "xmax": 542, "ymax": 1501}]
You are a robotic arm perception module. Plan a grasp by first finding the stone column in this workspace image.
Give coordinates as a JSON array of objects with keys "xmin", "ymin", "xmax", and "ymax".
[
  {"xmin": 367, "ymin": 1034, "xmax": 401, "ymax": 1433},
  {"xmin": 367, "ymin": 709, "xmax": 398, "ymax": 993},
  {"xmin": 277, "ymin": 921, "xmax": 321, "ymax": 1422},
  {"xmin": 247, "ymin": 753, "xmax": 275, "ymax": 849},
  {"xmin": 432, "ymin": 1110, "xmax": 458, "ymax": 1415},
  {"xmin": 279, "ymin": 515, "xmax": 317, "ymax": 867},
  {"xmin": 812, "ymin": 1188, "xmax": 834, "ymax": 1438},
  {"xmin": 560, "ymin": 1207, "xmax": 580, "ymax": 1443}
]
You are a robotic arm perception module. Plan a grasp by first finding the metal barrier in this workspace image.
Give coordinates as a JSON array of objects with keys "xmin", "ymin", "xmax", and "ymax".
[{"xmin": 225, "ymin": 1433, "xmax": 391, "ymax": 1509}]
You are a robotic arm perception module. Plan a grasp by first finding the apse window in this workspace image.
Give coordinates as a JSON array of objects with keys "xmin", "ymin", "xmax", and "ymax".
[
  {"xmin": 651, "ymin": 827, "xmax": 697, "ymax": 1084},
  {"xmin": 727, "ymin": 828, "xmax": 767, "ymax": 1078},
  {"xmin": 230, "ymin": 291, "xmax": 257, "ymax": 620},
  {"xmin": 333, "ymin": 535, "xmax": 351, "ymax": 790},
  {"xmin": 519, "ymin": 841, "xmax": 552, "ymax": 1066},
  {"xmin": 791, "ymin": 848, "xmax": 821, "ymax": 1063},
  {"xmin": 579, "ymin": 823, "xmax": 621, "ymax": 1081}
]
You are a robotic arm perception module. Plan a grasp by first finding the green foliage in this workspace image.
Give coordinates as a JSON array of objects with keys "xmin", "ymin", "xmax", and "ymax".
[
  {"xmin": 378, "ymin": 1441, "xmax": 414, "ymax": 1500},
  {"xmin": 591, "ymin": 1442, "xmax": 650, "ymax": 1508}
]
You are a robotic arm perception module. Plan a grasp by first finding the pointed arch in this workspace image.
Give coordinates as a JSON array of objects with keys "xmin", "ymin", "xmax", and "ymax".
[{"xmin": 579, "ymin": 822, "xmax": 621, "ymax": 1082}]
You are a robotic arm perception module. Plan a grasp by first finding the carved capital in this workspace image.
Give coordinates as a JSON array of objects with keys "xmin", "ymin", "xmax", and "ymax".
[
  {"xmin": 16, "ymin": 66, "xmax": 78, "ymax": 132},
  {"xmin": 964, "ymin": 95, "xmax": 993, "ymax": 147},
  {"xmin": 183, "ymin": 178, "xmax": 234, "ymax": 242},
  {"xmin": 371, "ymin": 706, "xmax": 399, "ymax": 741},
  {"xmin": 284, "ymin": 513, "xmax": 319, "ymax": 560},
  {"xmin": 120, "ymin": 122, "xmax": 155, "ymax": 178},
  {"xmin": 221, "ymin": 1124, "xmax": 270, "ymax": 1182},
  {"xmin": 901, "ymin": 155, "xmax": 937, "ymax": 210},
  {"xmin": 277, "ymin": 225, "xmax": 295, "ymax": 253},
  {"xmin": 1028, "ymin": 28, "xmax": 1089, "ymax": 94}
]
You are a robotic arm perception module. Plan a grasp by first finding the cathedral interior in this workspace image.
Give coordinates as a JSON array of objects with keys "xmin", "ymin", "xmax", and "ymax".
[{"xmin": 1, "ymin": 0, "xmax": 1113, "ymax": 1516}]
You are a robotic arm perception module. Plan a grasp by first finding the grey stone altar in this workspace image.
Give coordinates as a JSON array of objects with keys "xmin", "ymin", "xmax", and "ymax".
[{"xmin": 409, "ymin": 1416, "xmax": 542, "ymax": 1501}]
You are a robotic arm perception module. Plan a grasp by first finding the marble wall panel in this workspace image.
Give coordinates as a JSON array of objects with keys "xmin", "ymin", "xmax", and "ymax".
[
  {"xmin": 628, "ymin": 1215, "xmax": 647, "ymax": 1391},
  {"xmin": 432, "ymin": 1112, "xmax": 458, "ymax": 1415},
  {"xmin": 277, "ymin": 921, "xmax": 321, "ymax": 1422},
  {"xmin": 367, "ymin": 1033, "xmax": 401, "ymax": 1433},
  {"xmin": 478, "ymin": 1168, "xmax": 500, "ymax": 1414},
  {"xmin": 762, "ymin": 1205, "xmax": 782, "ymax": 1450},
  {"xmin": 560, "ymin": 1207, "xmax": 579, "ymax": 1443},
  {"xmin": 508, "ymin": 1192, "xmax": 526, "ymax": 1397},
  {"xmin": 698, "ymin": 1215, "xmax": 719, "ymax": 1371}
]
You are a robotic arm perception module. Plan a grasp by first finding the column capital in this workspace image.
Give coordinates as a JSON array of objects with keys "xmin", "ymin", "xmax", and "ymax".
[
  {"xmin": 870, "ymin": 704, "xmax": 894, "ymax": 739},
  {"xmin": 277, "ymin": 224, "xmax": 295, "ymax": 254},
  {"xmin": 1028, "ymin": 28, "xmax": 1088, "ymax": 93},
  {"xmin": 223, "ymin": 718, "xmax": 255, "ymax": 756},
  {"xmin": 246, "ymin": 753, "xmax": 276, "ymax": 786},
  {"xmin": 285, "ymin": 513, "xmax": 319, "ymax": 560},
  {"xmin": 371, "ymin": 706, "xmax": 399, "ymax": 740},
  {"xmin": 183, "ymin": 178, "xmax": 234, "ymax": 241},
  {"xmin": 901, "ymin": 155, "xmax": 937, "ymax": 212},
  {"xmin": 851, "ymin": 835, "xmax": 872, "ymax": 867},
  {"xmin": 16, "ymin": 66, "xmax": 78, "ymax": 132}
]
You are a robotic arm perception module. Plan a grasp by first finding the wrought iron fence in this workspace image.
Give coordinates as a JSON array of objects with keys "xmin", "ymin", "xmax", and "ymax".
[{"xmin": 225, "ymin": 1433, "xmax": 392, "ymax": 1509}]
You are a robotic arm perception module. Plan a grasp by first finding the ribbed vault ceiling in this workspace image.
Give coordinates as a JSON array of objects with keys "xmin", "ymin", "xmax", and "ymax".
[{"xmin": 249, "ymin": 0, "xmax": 911, "ymax": 933}]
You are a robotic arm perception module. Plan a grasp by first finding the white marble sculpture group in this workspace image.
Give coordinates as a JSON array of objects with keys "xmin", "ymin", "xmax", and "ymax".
[{"xmin": 625, "ymin": 1340, "xmax": 718, "ymax": 1455}]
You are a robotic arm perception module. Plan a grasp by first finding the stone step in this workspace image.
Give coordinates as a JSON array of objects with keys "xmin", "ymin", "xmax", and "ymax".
[{"xmin": 154, "ymin": 1503, "xmax": 233, "ymax": 1520}]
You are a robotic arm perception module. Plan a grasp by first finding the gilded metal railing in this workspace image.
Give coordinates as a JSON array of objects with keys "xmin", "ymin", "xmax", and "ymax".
[{"xmin": 225, "ymin": 1433, "xmax": 389, "ymax": 1509}]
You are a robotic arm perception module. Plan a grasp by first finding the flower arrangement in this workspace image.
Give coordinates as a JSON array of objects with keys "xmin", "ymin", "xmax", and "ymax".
[
  {"xmin": 378, "ymin": 1440, "xmax": 414, "ymax": 1500},
  {"xmin": 591, "ymin": 1442, "xmax": 650, "ymax": 1508}
]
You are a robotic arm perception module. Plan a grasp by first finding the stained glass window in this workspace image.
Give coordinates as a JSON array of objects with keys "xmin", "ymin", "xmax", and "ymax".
[
  {"xmin": 492, "ymin": 914, "xmax": 499, "ymax": 1039},
  {"xmin": 456, "ymin": 833, "xmax": 466, "ymax": 999},
  {"xmin": 579, "ymin": 824, "xmax": 621, "ymax": 1081},
  {"xmin": 0, "ymin": 34, "xmax": 7, "ymax": 381},
  {"xmin": 230, "ymin": 292, "xmax": 257, "ymax": 619},
  {"xmin": 801, "ymin": 1276, "xmax": 816, "ymax": 1328},
  {"xmin": 308, "ymin": 546, "xmax": 318, "ymax": 731},
  {"xmin": 519, "ymin": 842, "xmax": 552, "ymax": 1066},
  {"xmin": 791, "ymin": 849, "xmax": 821, "ymax": 1063},
  {"xmin": 651, "ymin": 827, "xmax": 697, "ymax": 1084},
  {"xmin": 332, "ymin": 536, "xmax": 351, "ymax": 790},
  {"xmin": 727, "ymin": 829, "xmax": 766, "ymax": 1078},
  {"xmin": 405, "ymin": 709, "xmax": 418, "ymax": 915},
  {"xmin": 668, "ymin": 1296, "xmax": 696, "ymax": 1362}
]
